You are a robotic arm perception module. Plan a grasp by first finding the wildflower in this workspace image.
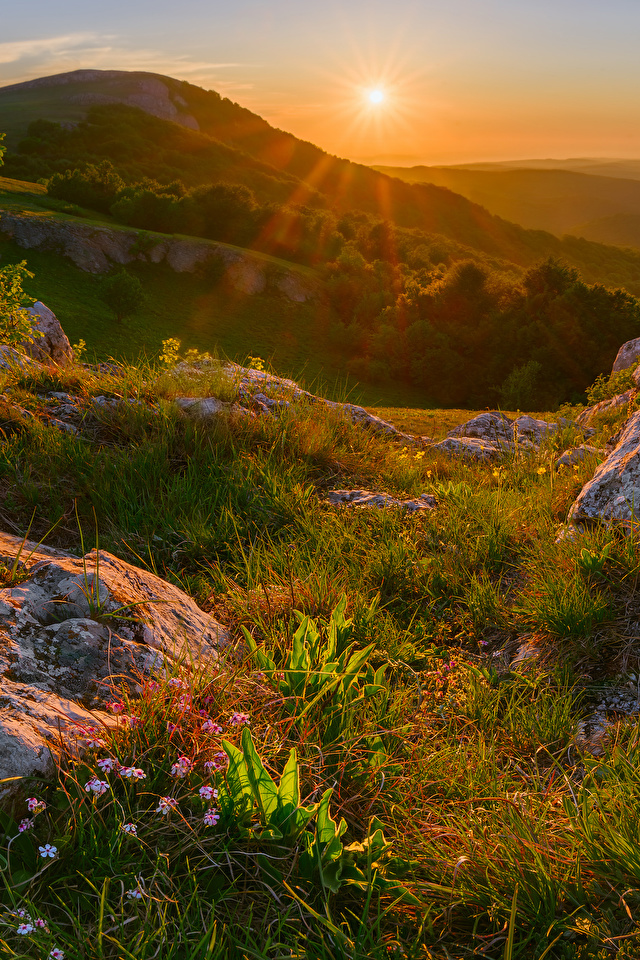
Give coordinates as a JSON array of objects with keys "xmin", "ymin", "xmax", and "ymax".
[
  {"xmin": 166, "ymin": 722, "xmax": 181, "ymax": 733},
  {"xmin": 201, "ymin": 720, "xmax": 223, "ymax": 735},
  {"xmin": 77, "ymin": 725, "xmax": 103, "ymax": 748},
  {"xmin": 121, "ymin": 822, "xmax": 138, "ymax": 836},
  {"xmin": 106, "ymin": 700, "xmax": 125, "ymax": 714},
  {"xmin": 203, "ymin": 807, "xmax": 220, "ymax": 827},
  {"xmin": 85, "ymin": 778, "xmax": 110, "ymax": 796},
  {"xmin": 27, "ymin": 797, "xmax": 46, "ymax": 814},
  {"xmin": 145, "ymin": 680, "xmax": 160, "ymax": 692},
  {"xmin": 156, "ymin": 797, "xmax": 178, "ymax": 815},
  {"xmin": 50, "ymin": 950, "xmax": 65, "ymax": 960},
  {"xmin": 126, "ymin": 715, "xmax": 141, "ymax": 728},
  {"xmin": 35, "ymin": 918, "xmax": 49, "ymax": 931},
  {"xmin": 414, "ymin": 450, "xmax": 425, "ymax": 460},
  {"xmin": 171, "ymin": 756, "xmax": 193, "ymax": 778},
  {"xmin": 204, "ymin": 752, "xmax": 228, "ymax": 772},
  {"xmin": 177, "ymin": 694, "xmax": 192, "ymax": 710},
  {"xmin": 15, "ymin": 909, "xmax": 31, "ymax": 920},
  {"xmin": 17, "ymin": 922, "xmax": 35, "ymax": 934},
  {"xmin": 426, "ymin": 470, "xmax": 432, "ymax": 478},
  {"xmin": 126, "ymin": 888, "xmax": 144, "ymax": 900},
  {"xmin": 97, "ymin": 756, "xmax": 118, "ymax": 774},
  {"xmin": 38, "ymin": 844, "xmax": 57, "ymax": 858},
  {"xmin": 229, "ymin": 712, "xmax": 250, "ymax": 727},
  {"xmin": 120, "ymin": 766, "xmax": 146, "ymax": 780},
  {"xmin": 199, "ymin": 785, "xmax": 218, "ymax": 801},
  {"xmin": 18, "ymin": 818, "xmax": 34, "ymax": 833},
  {"xmin": 536, "ymin": 466, "xmax": 547, "ymax": 475},
  {"xmin": 168, "ymin": 678, "xmax": 184, "ymax": 689}
]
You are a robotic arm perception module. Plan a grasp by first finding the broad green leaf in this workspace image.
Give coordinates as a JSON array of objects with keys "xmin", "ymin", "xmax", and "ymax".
[
  {"xmin": 221, "ymin": 739, "xmax": 253, "ymax": 811},
  {"xmin": 241, "ymin": 727, "xmax": 278, "ymax": 823}
]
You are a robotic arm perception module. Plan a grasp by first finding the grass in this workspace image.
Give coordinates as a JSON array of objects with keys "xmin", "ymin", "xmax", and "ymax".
[{"xmin": 2, "ymin": 352, "xmax": 640, "ymax": 958}]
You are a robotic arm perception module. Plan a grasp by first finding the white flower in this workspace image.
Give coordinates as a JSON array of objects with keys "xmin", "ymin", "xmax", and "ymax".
[
  {"xmin": 120, "ymin": 766, "xmax": 146, "ymax": 780},
  {"xmin": 17, "ymin": 922, "xmax": 34, "ymax": 934},
  {"xmin": 201, "ymin": 720, "xmax": 223, "ymax": 734},
  {"xmin": 97, "ymin": 756, "xmax": 118, "ymax": 773},
  {"xmin": 121, "ymin": 822, "xmax": 138, "ymax": 836},
  {"xmin": 18, "ymin": 818, "xmax": 34, "ymax": 833},
  {"xmin": 229, "ymin": 712, "xmax": 250, "ymax": 726},
  {"xmin": 49, "ymin": 949, "xmax": 65, "ymax": 960},
  {"xmin": 155, "ymin": 797, "xmax": 178, "ymax": 815},
  {"xmin": 126, "ymin": 888, "xmax": 143, "ymax": 900},
  {"xmin": 85, "ymin": 778, "xmax": 110, "ymax": 796},
  {"xmin": 38, "ymin": 844, "xmax": 57, "ymax": 858},
  {"xmin": 168, "ymin": 678, "xmax": 184, "ymax": 689},
  {"xmin": 27, "ymin": 797, "xmax": 46, "ymax": 814}
]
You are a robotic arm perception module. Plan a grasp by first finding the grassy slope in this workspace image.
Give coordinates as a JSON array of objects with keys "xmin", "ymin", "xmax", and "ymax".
[{"xmin": 0, "ymin": 357, "xmax": 639, "ymax": 958}]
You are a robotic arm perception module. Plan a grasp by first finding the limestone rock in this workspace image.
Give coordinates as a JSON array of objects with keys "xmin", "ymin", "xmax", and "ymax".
[
  {"xmin": 555, "ymin": 445, "xmax": 603, "ymax": 468},
  {"xmin": 568, "ymin": 409, "xmax": 640, "ymax": 523},
  {"xmin": 429, "ymin": 437, "xmax": 502, "ymax": 460},
  {"xmin": 25, "ymin": 301, "xmax": 73, "ymax": 366},
  {"xmin": 326, "ymin": 490, "xmax": 437, "ymax": 511},
  {"xmin": 0, "ymin": 531, "xmax": 228, "ymax": 784},
  {"xmin": 613, "ymin": 337, "xmax": 640, "ymax": 373},
  {"xmin": 447, "ymin": 412, "xmax": 514, "ymax": 445},
  {"xmin": 576, "ymin": 391, "xmax": 635, "ymax": 428}
]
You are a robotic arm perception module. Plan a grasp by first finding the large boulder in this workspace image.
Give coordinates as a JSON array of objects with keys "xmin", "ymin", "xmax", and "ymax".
[
  {"xmin": 568, "ymin": 409, "xmax": 640, "ymax": 523},
  {"xmin": 25, "ymin": 301, "xmax": 73, "ymax": 366},
  {"xmin": 612, "ymin": 337, "xmax": 640, "ymax": 373},
  {"xmin": 0, "ymin": 532, "xmax": 228, "ymax": 787}
]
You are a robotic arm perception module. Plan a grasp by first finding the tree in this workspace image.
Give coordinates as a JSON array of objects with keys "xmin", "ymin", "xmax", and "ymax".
[
  {"xmin": 0, "ymin": 261, "xmax": 36, "ymax": 348},
  {"xmin": 99, "ymin": 270, "xmax": 145, "ymax": 323}
]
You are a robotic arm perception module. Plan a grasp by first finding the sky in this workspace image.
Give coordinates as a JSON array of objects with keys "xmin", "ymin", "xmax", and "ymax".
[{"xmin": 2, "ymin": 0, "xmax": 640, "ymax": 166}]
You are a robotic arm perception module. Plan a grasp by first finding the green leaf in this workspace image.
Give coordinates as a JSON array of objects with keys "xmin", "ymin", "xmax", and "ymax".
[
  {"xmin": 221, "ymin": 738, "xmax": 253, "ymax": 813},
  {"xmin": 241, "ymin": 728, "xmax": 278, "ymax": 823}
]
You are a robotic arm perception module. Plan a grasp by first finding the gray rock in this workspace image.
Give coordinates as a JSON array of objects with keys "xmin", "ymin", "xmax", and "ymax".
[
  {"xmin": 555, "ymin": 445, "xmax": 603, "ymax": 468},
  {"xmin": 326, "ymin": 490, "xmax": 437, "ymax": 511},
  {"xmin": 576, "ymin": 391, "xmax": 635, "ymax": 428},
  {"xmin": 0, "ymin": 531, "xmax": 228, "ymax": 786},
  {"xmin": 569, "ymin": 409, "xmax": 640, "ymax": 523},
  {"xmin": 613, "ymin": 337, "xmax": 640, "ymax": 373},
  {"xmin": 429, "ymin": 437, "xmax": 503, "ymax": 461},
  {"xmin": 447, "ymin": 411, "xmax": 514, "ymax": 445}
]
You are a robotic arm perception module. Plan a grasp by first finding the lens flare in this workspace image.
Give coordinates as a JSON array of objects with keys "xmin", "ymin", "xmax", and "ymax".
[{"xmin": 369, "ymin": 89, "xmax": 384, "ymax": 104}]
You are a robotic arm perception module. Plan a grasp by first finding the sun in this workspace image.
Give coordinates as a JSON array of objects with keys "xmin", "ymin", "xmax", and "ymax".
[{"xmin": 368, "ymin": 89, "xmax": 385, "ymax": 105}]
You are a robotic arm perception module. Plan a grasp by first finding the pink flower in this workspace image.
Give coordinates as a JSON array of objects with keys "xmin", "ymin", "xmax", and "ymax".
[
  {"xmin": 50, "ymin": 950, "xmax": 65, "ymax": 960},
  {"xmin": 229, "ymin": 712, "xmax": 250, "ymax": 727},
  {"xmin": 201, "ymin": 720, "xmax": 223, "ymax": 735},
  {"xmin": 177, "ymin": 695, "xmax": 192, "ymax": 710},
  {"xmin": 15, "ymin": 909, "xmax": 31, "ymax": 920},
  {"xmin": 27, "ymin": 797, "xmax": 46, "ymax": 814},
  {"xmin": 199, "ymin": 785, "xmax": 218, "ymax": 801},
  {"xmin": 106, "ymin": 700, "xmax": 125, "ymax": 714},
  {"xmin": 203, "ymin": 807, "xmax": 220, "ymax": 827},
  {"xmin": 85, "ymin": 778, "xmax": 110, "ymax": 796},
  {"xmin": 97, "ymin": 756, "xmax": 118, "ymax": 774},
  {"xmin": 17, "ymin": 922, "xmax": 34, "ymax": 934},
  {"xmin": 35, "ymin": 918, "xmax": 49, "ymax": 931},
  {"xmin": 126, "ymin": 715, "xmax": 141, "ymax": 728},
  {"xmin": 166, "ymin": 722, "xmax": 181, "ymax": 733},
  {"xmin": 120, "ymin": 766, "xmax": 146, "ymax": 780},
  {"xmin": 38, "ymin": 844, "xmax": 57, "ymax": 858},
  {"xmin": 126, "ymin": 888, "xmax": 144, "ymax": 900},
  {"xmin": 204, "ymin": 752, "xmax": 228, "ymax": 772},
  {"xmin": 168, "ymin": 678, "xmax": 184, "ymax": 689},
  {"xmin": 156, "ymin": 797, "xmax": 178, "ymax": 815},
  {"xmin": 18, "ymin": 818, "xmax": 34, "ymax": 833},
  {"xmin": 121, "ymin": 822, "xmax": 138, "ymax": 836},
  {"xmin": 170, "ymin": 756, "xmax": 193, "ymax": 778}
]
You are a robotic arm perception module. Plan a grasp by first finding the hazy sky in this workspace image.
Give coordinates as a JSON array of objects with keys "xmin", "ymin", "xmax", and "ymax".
[{"xmin": 2, "ymin": 0, "xmax": 640, "ymax": 165}]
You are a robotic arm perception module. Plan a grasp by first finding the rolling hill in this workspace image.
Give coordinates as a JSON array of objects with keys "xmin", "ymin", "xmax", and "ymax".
[
  {"xmin": 373, "ymin": 163, "xmax": 640, "ymax": 246},
  {"xmin": 1, "ymin": 70, "xmax": 640, "ymax": 290}
]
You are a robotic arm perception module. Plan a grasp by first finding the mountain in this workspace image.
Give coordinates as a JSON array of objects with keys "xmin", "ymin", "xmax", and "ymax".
[
  {"xmin": 2, "ymin": 69, "xmax": 640, "ymax": 291},
  {"xmin": 373, "ymin": 163, "xmax": 640, "ymax": 246}
]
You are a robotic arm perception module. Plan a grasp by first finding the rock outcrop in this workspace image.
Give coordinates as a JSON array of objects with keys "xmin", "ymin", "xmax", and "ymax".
[
  {"xmin": 612, "ymin": 337, "xmax": 640, "ymax": 373},
  {"xmin": 0, "ymin": 212, "xmax": 319, "ymax": 302},
  {"xmin": 0, "ymin": 532, "xmax": 228, "ymax": 786},
  {"xmin": 426, "ymin": 411, "xmax": 587, "ymax": 461},
  {"xmin": 568, "ymin": 410, "xmax": 640, "ymax": 524}
]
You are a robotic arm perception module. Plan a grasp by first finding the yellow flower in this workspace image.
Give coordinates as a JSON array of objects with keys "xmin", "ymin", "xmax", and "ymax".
[{"xmin": 537, "ymin": 467, "xmax": 547, "ymax": 475}]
